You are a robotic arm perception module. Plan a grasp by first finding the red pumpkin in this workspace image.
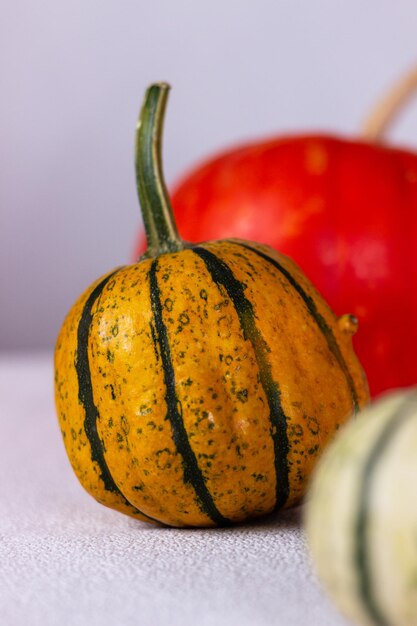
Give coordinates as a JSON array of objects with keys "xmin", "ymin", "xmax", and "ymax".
[{"xmin": 136, "ymin": 69, "xmax": 417, "ymax": 397}]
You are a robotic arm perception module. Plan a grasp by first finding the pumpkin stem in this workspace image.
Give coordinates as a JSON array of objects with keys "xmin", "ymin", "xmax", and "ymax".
[
  {"xmin": 135, "ymin": 83, "xmax": 184, "ymax": 257},
  {"xmin": 361, "ymin": 65, "xmax": 417, "ymax": 143}
]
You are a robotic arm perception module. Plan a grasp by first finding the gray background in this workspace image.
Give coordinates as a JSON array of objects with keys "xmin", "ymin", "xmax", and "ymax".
[{"xmin": 2, "ymin": 0, "xmax": 417, "ymax": 350}]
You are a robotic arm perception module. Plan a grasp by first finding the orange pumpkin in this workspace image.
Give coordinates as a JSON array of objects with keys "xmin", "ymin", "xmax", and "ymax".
[{"xmin": 55, "ymin": 83, "xmax": 369, "ymax": 527}]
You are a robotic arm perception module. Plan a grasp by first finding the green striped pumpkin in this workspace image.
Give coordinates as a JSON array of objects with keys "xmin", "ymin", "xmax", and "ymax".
[
  {"xmin": 54, "ymin": 83, "xmax": 369, "ymax": 527},
  {"xmin": 306, "ymin": 388, "xmax": 417, "ymax": 626}
]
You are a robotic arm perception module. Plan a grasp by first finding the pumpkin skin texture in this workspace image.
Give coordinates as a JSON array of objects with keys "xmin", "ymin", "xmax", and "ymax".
[
  {"xmin": 55, "ymin": 239, "xmax": 368, "ymax": 527},
  {"xmin": 305, "ymin": 388, "xmax": 417, "ymax": 626},
  {"xmin": 135, "ymin": 135, "xmax": 417, "ymax": 398},
  {"xmin": 55, "ymin": 84, "xmax": 369, "ymax": 527}
]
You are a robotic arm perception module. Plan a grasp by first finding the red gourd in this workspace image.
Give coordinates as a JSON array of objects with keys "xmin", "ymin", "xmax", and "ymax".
[{"xmin": 136, "ymin": 67, "xmax": 417, "ymax": 397}]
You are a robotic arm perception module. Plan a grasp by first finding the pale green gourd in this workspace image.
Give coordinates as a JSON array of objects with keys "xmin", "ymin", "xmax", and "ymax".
[{"xmin": 306, "ymin": 388, "xmax": 417, "ymax": 626}]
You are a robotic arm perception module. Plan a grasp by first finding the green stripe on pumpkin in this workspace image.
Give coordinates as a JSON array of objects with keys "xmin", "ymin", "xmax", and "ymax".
[
  {"xmin": 238, "ymin": 242, "xmax": 360, "ymax": 413},
  {"xmin": 193, "ymin": 245, "xmax": 290, "ymax": 510},
  {"xmin": 148, "ymin": 258, "xmax": 232, "ymax": 526},
  {"xmin": 76, "ymin": 269, "xmax": 158, "ymax": 522}
]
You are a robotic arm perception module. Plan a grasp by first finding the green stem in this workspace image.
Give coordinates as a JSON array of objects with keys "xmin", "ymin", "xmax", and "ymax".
[{"xmin": 135, "ymin": 82, "xmax": 184, "ymax": 258}]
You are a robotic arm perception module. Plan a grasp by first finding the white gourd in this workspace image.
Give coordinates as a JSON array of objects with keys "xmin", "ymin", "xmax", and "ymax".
[{"xmin": 305, "ymin": 388, "xmax": 417, "ymax": 626}]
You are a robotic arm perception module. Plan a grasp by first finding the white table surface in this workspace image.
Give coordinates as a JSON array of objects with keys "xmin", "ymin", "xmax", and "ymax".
[{"xmin": 0, "ymin": 353, "xmax": 352, "ymax": 626}]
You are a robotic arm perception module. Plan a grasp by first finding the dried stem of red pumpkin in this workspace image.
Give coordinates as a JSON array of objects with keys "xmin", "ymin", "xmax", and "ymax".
[
  {"xmin": 361, "ymin": 65, "xmax": 417, "ymax": 143},
  {"xmin": 135, "ymin": 83, "xmax": 184, "ymax": 258}
]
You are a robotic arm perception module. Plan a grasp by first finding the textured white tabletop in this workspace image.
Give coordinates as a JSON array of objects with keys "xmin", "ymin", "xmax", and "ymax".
[{"xmin": 0, "ymin": 353, "xmax": 352, "ymax": 626}]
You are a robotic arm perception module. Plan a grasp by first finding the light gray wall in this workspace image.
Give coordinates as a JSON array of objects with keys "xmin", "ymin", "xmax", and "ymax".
[{"xmin": 2, "ymin": 0, "xmax": 417, "ymax": 349}]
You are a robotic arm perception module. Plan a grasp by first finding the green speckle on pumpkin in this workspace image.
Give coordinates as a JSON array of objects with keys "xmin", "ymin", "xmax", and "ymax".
[
  {"xmin": 179, "ymin": 312, "xmax": 190, "ymax": 325},
  {"xmin": 236, "ymin": 389, "xmax": 248, "ymax": 403},
  {"xmin": 307, "ymin": 417, "xmax": 320, "ymax": 435}
]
